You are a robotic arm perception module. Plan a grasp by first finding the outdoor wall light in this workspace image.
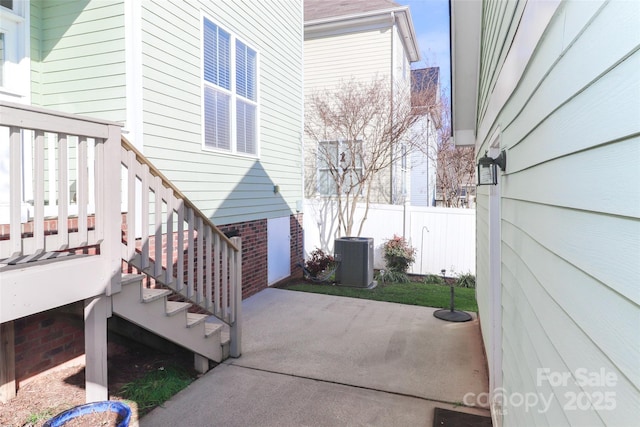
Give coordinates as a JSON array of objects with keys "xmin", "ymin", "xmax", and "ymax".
[{"xmin": 477, "ymin": 150, "xmax": 507, "ymax": 186}]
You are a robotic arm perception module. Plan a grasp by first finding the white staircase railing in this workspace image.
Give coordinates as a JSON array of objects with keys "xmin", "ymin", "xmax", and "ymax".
[
  {"xmin": 0, "ymin": 101, "xmax": 242, "ymax": 358},
  {"xmin": 0, "ymin": 101, "xmax": 121, "ymax": 296},
  {"xmin": 120, "ymin": 137, "xmax": 242, "ymax": 357}
]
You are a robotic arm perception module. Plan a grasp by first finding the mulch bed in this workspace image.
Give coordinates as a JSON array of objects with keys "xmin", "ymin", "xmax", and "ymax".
[{"xmin": 0, "ymin": 337, "xmax": 198, "ymax": 427}]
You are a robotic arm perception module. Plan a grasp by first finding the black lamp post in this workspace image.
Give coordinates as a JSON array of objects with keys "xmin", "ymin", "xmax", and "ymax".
[
  {"xmin": 477, "ymin": 150, "xmax": 507, "ymax": 186},
  {"xmin": 433, "ymin": 268, "xmax": 472, "ymax": 322}
]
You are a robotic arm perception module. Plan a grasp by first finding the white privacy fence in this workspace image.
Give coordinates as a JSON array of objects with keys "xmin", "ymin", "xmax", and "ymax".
[{"xmin": 303, "ymin": 199, "xmax": 476, "ymax": 276}]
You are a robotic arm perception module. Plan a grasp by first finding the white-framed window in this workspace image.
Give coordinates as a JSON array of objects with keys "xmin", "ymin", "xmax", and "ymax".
[
  {"xmin": 0, "ymin": 0, "xmax": 29, "ymax": 102},
  {"xmin": 202, "ymin": 17, "xmax": 258, "ymax": 155},
  {"xmin": 317, "ymin": 140, "xmax": 363, "ymax": 196}
]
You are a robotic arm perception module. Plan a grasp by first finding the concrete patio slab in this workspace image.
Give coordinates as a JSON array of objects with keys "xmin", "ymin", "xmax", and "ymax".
[
  {"xmin": 141, "ymin": 363, "xmax": 488, "ymax": 427},
  {"xmin": 140, "ymin": 288, "xmax": 490, "ymax": 426},
  {"xmin": 230, "ymin": 288, "xmax": 488, "ymax": 403}
]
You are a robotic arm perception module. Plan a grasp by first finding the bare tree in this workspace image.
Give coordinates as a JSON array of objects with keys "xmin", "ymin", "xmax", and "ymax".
[
  {"xmin": 431, "ymin": 95, "xmax": 476, "ymax": 208},
  {"xmin": 305, "ymin": 78, "xmax": 422, "ymax": 237}
]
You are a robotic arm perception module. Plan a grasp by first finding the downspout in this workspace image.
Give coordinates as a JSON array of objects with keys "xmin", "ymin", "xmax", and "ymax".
[
  {"xmin": 299, "ymin": 7, "xmax": 305, "ymax": 264},
  {"xmin": 426, "ymin": 115, "xmax": 430, "ymax": 206},
  {"xmin": 391, "ymin": 12, "xmax": 409, "ymax": 240},
  {"xmin": 390, "ymin": 12, "xmax": 395, "ymax": 205}
]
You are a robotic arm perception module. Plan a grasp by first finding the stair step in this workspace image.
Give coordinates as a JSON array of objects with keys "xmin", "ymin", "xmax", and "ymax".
[
  {"xmin": 165, "ymin": 301, "xmax": 190, "ymax": 316},
  {"xmin": 187, "ymin": 313, "xmax": 208, "ymax": 328},
  {"xmin": 142, "ymin": 288, "xmax": 172, "ymax": 303},
  {"xmin": 221, "ymin": 328, "xmax": 230, "ymax": 346},
  {"xmin": 205, "ymin": 321, "xmax": 223, "ymax": 338},
  {"xmin": 121, "ymin": 274, "xmax": 144, "ymax": 286}
]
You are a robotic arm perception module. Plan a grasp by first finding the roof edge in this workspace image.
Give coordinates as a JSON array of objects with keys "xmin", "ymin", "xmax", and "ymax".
[
  {"xmin": 450, "ymin": 0, "xmax": 481, "ymax": 146},
  {"xmin": 305, "ymin": 6, "xmax": 409, "ymax": 27},
  {"xmin": 305, "ymin": 6, "xmax": 420, "ymax": 62}
]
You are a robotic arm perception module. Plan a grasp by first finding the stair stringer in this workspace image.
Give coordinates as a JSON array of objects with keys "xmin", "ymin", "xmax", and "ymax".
[{"xmin": 111, "ymin": 274, "xmax": 224, "ymax": 362}]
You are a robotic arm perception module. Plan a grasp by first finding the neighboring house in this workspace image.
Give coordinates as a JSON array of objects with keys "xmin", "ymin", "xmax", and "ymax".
[
  {"xmin": 451, "ymin": 0, "xmax": 639, "ymax": 426},
  {"xmin": 410, "ymin": 67, "xmax": 439, "ymax": 207},
  {"xmin": 1, "ymin": 0, "xmax": 303, "ymax": 403},
  {"xmin": 434, "ymin": 171, "xmax": 476, "ymax": 208},
  {"xmin": 303, "ymin": 0, "xmax": 420, "ymax": 205}
]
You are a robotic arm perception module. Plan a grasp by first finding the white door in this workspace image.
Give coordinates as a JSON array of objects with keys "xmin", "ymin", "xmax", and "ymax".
[{"xmin": 267, "ymin": 216, "xmax": 291, "ymax": 285}]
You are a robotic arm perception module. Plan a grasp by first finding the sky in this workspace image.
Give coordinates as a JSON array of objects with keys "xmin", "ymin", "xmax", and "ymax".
[{"xmin": 397, "ymin": 0, "xmax": 451, "ymax": 100}]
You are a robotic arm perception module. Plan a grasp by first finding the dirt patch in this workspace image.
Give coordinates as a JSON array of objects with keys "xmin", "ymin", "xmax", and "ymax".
[{"xmin": 0, "ymin": 338, "xmax": 199, "ymax": 427}]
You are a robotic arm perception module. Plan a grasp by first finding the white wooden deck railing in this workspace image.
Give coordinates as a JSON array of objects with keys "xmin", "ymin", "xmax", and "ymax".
[
  {"xmin": 0, "ymin": 101, "xmax": 121, "ymax": 295},
  {"xmin": 0, "ymin": 102, "xmax": 242, "ymax": 357},
  {"xmin": 120, "ymin": 137, "xmax": 242, "ymax": 351}
]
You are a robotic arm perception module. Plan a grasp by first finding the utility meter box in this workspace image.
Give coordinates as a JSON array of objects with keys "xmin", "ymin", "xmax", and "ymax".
[{"xmin": 334, "ymin": 237, "xmax": 375, "ymax": 288}]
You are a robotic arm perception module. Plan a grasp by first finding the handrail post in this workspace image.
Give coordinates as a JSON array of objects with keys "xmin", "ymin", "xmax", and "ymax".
[
  {"xmin": 229, "ymin": 236, "xmax": 242, "ymax": 358},
  {"xmin": 101, "ymin": 124, "xmax": 122, "ymax": 296}
]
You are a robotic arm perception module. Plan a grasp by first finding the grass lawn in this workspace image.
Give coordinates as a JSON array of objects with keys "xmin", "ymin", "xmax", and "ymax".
[{"xmin": 282, "ymin": 281, "xmax": 478, "ymax": 313}]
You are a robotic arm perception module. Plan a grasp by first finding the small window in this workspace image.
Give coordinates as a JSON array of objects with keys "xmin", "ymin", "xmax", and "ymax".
[
  {"xmin": 0, "ymin": 1, "xmax": 13, "ymax": 10},
  {"xmin": 317, "ymin": 140, "xmax": 363, "ymax": 196},
  {"xmin": 203, "ymin": 17, "xmax": 258, "ymax": 155},
  {"xmin": 236, "ymin": 40, "xmax": 257, "ymax": 154},
  {"xmin": 203, "ymin": 20, "xmax": 231, "ymax": 150}
]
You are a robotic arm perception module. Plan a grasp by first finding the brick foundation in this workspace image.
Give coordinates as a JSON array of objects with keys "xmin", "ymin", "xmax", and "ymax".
[
  {"xmin": 290, "ymin": 213, "xmax": 304, "ymax": 281},
  {"xmin": 218, "ymin": 219, "xmax": 268, "ymax": 299},
  {"xmin": 12, "ymin": 303, "xmax": 85, "ymax": 385}
]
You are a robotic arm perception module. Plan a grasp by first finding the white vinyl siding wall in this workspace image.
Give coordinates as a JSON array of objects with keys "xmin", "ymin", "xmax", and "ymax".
[
  {"xmin": 304, "ymin": 29, "xmax": 391, "ymax": 95},
  {"xmin": 392, "ymin": 23, "xmax": 410, "ymax": 85},
  {"xmin": 475, "ymin": 1, "xmax": 640, "ymax": 426},
  {"xmin": 304, "ymin": 27, "xmax": 394, "ymax": 203},
  {"xmin": 140, "ymin": 0, "xmax": 303, "ymax": 224}
]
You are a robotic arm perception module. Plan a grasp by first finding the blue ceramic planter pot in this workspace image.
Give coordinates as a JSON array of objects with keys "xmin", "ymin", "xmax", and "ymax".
[{"xmin": 43, "ymin": 401, "xmax": 131, "ymax": 427}]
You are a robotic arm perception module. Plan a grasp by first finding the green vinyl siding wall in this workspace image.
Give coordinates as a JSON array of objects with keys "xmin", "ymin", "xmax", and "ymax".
[
  {"xmin": 140, "ymin": 0, "xmax": 303, "ymax": 225},
  {"xmin": 477, "ymin": 0, "xmax": 525, "ymax": 128},
  {"xmin": 475, "ymin": 1, "xmax": 640, "ymax": 425},
  {"xmin": 30, "ymin": 0, "xmax": 42, "ymax": 104},
  {"xmin": 30, "ymin": 0, "xmax": 126, "ymax": 123}
]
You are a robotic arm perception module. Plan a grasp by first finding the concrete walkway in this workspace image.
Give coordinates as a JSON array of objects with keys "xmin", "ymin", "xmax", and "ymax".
[{"xmin": 141, "ymin": 288, "xmax": 490, "ymax": 426}]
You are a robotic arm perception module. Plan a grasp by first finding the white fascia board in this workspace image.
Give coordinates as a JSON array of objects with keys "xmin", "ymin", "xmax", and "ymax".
[
  {"xmin": 450, "ymin": 0, "xmax": 481, "ymax": 147},
  {"xmin": 305, "ymin": 6, "xmax": 420, "ymax": 62},
  {"xmin": 394, "ymin": 8, "xmax": 420, "ymax": 62},
  {"xmin": 454, "ymin": 129, "xmax": 477, "ymax": 148},
  {"xmin": 305, "ymin": 6, "xmax": 408, "ymax": 27},
  {"xmin": 305, "ymin": 12, "xmax": 393, "ymax": 39}
]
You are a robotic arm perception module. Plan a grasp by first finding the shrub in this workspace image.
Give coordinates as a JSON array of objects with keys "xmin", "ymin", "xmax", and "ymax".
[
  {"xmin": 304, "ymin": 248, "xmax": 335, "ymax": 279},
  {"xmin": 382, "ymin": 235, "xmax": 416, "ymax": 274},
  {"xmin": 456, "ymin": 272, "xmax": 476, "ymax": 288},
  {"xmin": 423, "ymin": 273, "xmax": 445, "ymax": 285},
  {"xmin": 375, "ymin": 269, "xmax": 409, "ymax": 284}
]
